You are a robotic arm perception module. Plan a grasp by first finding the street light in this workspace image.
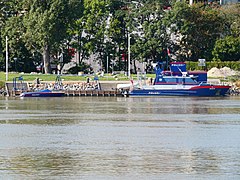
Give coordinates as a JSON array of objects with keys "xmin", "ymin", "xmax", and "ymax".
[
  {"xmin": 123, "ymin": 1, "xmax": 143, "ymax": 79},
  {"xmin": 122, "ymin": 2, "xmax": 131, "ymax": 79},
  {"xmin": 107, "ymin": 55, "xmax": 109, "ymax": 75},
  {"xmin": 13, "ymin": 57, "xmax": 17, "ymax": 72},
  {"xmin": 6, "ymin": 36, "xmax": 8, "ymax": 81},
  {"xmin": 127, "ymin": 28, "xmax": 131, "ymax": 78}
]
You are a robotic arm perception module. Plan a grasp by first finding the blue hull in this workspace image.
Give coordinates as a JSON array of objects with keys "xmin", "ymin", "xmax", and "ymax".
[
  {"xmin": 130, "ymin": 86, "xmax": 230, "ymax": 97},
  {"xmin": 20, "ymin": 89, "xmax": 65, "ymax": 97}
]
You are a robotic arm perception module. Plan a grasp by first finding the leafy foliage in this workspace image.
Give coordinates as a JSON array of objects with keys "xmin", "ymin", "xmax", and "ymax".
[
  {"xmin": 212, "ymin": 4, "xmax": 240, "ymax": 62},
  {"xmin": 164, "ymin": 2, "xmax": 227, "ymax": 61},
  {"xmin": 131, "ymin": 1, "xmax": 169, "ymax": 63},
  {"xmin": 0, "ymin": 80, "xmax": 4, "ymax": 88},
  {"xmin": 212, "ymin": 36, "xmax": 240, "ymax": 61},
  {"xmin": 22, "ymin": 0, "xmax": 83, "ymax": 73},
  {"xmin": 67, "ymin": 62, "xmax": 91, "ymax": 74},
  {"xmin": 1, "ymin": 0, "xmax": 83, "ymax": 73},
  {"xmin": 0, "ymin": 1, "xmax": 239, "ymax": 74},
  {"xmin": 220, "ymin": 3, "xmax": 240, "ymax": 37}
]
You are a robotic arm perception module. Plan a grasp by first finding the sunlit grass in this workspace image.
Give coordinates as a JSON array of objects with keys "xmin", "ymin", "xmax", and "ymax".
[{"xmin": 0, "ymin": 71, "xmax": 155, "ymax": 82}]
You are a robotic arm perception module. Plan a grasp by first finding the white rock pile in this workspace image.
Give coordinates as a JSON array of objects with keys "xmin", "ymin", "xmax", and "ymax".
[{"xmin": 207, "ymin": 67, "xmax": 238, "ymax": 77}]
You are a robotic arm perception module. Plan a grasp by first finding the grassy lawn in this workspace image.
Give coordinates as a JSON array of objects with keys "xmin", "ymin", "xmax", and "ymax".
[
  {"xmin": 0, "ymin": 71, "xmax": 156, "ymax": 83},
  {"xmin": 0, "ymin": 71, "xmax": 236, "ymax": 83}
]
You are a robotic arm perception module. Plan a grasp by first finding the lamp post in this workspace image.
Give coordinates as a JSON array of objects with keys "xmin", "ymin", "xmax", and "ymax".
[
  {"xmin": 6, "ymin": 36, "xmax": 8, "ymax": 81},
  {"xmin": 189, "ymin": 0, "xmax": 193, "ymax": 5},
  {"xmin": 14, "ymin": 57, "xmax": 17, "ymax": 72},
  {"xmin": 107, "ymin": 55, "xmax": 109, "ymax": 75},
  {"xmin": 123, "ymin": 3, "xmax": 131, "ymax": 79},
  {"xmin": 127, "ymin": 28, "xmax": 131, "ymax": 78},
  {"xmin": 124, "ymin": 1, "xmax": 142, "ymax": 79}
]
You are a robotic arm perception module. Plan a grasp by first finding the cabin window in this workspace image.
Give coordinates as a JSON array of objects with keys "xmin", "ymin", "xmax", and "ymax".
[
  {"xmin": 165, "ymin": 78, "xmax": 176, "ymax": 83},
  {"xmin": 176, "ymin": 78, "xmax": 196, "ymax": 84},
  {"xmin": 185, "ymin": 78, "xmax": 196, "ymax": 83},
  {"xmin": 177, "ymin": 78, "xmax": 183, "ymax": 84}
]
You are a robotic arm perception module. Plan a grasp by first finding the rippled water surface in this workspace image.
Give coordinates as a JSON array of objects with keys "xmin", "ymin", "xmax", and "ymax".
[{"xmin": 0, "ymin": 96, "xmax": 240, "ymax": 179}]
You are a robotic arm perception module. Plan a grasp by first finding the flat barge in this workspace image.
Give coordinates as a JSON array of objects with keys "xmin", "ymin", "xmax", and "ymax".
[{"xmin": 8, "ymin": 89, "xmax": 122, "ymax": 97}]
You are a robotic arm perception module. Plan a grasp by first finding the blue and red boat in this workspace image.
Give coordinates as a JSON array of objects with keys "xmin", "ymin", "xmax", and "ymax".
[
  {"xmin": 20, "ymin": 89, "xmax": 65, "ymax": 97},
  {"xmin": 19, "ymin": 75, "xmax": 65, "ymax": 97},
  {"xmin": 119, "ymin": 62, "xmax": 231, "ymax": 97}
]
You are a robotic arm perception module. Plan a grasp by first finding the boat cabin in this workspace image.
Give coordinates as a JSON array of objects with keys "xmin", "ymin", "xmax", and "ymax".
[
  {"xmin": 154, "ymin": 76, "xmax": 198, "ymax": 85},
  {"xmin": 160, "ymin": 62, "xmax": 207, "ymax": 83}
]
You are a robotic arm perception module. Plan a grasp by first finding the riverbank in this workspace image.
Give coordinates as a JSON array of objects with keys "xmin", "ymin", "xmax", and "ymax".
[
  {"xmin": 230, "ymin": 80, "xmax": 240, "ymax": 95},
  {"xmin": 1, "ymin": 70, "xmax": 239, "ymax": 96},
  {"xmin": 1, "ymin": 79, "xmax": 239, "ymax": 97}
]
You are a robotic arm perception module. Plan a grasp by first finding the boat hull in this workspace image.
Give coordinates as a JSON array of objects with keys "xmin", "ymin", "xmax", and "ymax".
[
  {"xmin": 129, "ymin": 85, "xmax": 231, "ymax": 97},
  {"xmin": 20, "ymin": 90, "xmax": 65, "ymax": 97}
]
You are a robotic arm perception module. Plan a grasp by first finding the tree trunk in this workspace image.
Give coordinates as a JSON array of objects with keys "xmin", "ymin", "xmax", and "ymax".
[
  {"xmin": 43, "ymin": 45, "xmax": 52, "ymax": 74},
  {"xmin": 133, "ymin": 59, "xmax": 137, "ymax": 74}
]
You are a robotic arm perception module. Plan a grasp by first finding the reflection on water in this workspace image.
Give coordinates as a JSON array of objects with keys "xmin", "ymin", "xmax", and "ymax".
[{"xmin": 0, "ymin": 96, "xmax": 240, "ymax": 179}]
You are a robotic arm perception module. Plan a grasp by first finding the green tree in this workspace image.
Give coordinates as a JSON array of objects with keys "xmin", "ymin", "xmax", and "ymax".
[
  {"xmin": 3, "ymin": 16, "xmax": 38, "ymax": 72},
  {"xmin": 21, "ymin": 0, "xmax": 83, "ymax": 74},
  {"xmin": 212, "ymin": 36, "xmax": 240, "ymax": 61},
  {"xmin": 106, "ymin": 0, "xmax": 129, "ymax": 72},
  {"xmin": 104, "ymin": 0, "xmax": 171, "ymax": 73},
  {"xmin": 212, "ymin": 4, "xmax": 240, "ymax": 61},
  {"xmin": 164, "ymin": 2, "xmax": 226, "ymax": 61},
  {"xmin": 131, "ymin": 1, "xmax": 169, "ymax": 62},
  {"xmin": 69, "ymin": 0, "xmax": 111, "ymax": 73},
  {"xmin": 221, "ymin": 3, "xmax": 240, "ymax": 37},
  {"xmin": 83, "ymin": 0, "xmax": 109, "ymax": 68},
  {"xmin": 0, "ymin": 0, "xmax": 18, "ymax": 71}
]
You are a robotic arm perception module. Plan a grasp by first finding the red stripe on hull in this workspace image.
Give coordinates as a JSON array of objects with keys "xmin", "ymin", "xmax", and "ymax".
[{"xmin": 190, "ymin": 85, "xmax": 231, "ymax": 90}]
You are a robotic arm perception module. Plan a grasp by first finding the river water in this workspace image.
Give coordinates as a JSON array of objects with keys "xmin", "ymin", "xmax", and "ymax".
[{"xmin": 0, "ymin": 96, "xmax": 239, "ymax": 179}]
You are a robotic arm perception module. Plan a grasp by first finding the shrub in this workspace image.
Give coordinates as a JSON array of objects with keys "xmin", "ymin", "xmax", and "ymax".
[
  {"xmin": 212, "ymin": 36, "xmax": 240, "ymax": 61},
  {"xmin": 67, "ymin": 62, "xmax": 92, "ymax": 74},
  {"xmin": 0, "ymin": 81, "xmax": 5, "ymax": 89},
  {"xmin": 185, "ymin": 61, "xmax": 240, "ymax": 71}
]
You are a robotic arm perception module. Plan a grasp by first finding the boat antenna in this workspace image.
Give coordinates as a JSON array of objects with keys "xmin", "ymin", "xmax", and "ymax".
[{"xmin": 177, "ymin": 66, "xmax": 187, "ymax": 77}]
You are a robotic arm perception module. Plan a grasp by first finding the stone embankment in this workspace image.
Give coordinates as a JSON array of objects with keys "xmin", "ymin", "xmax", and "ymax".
[
  {"xmin": 207, "ymin": 67, "xmax": 240, "ymax": 95},
  {"xmin": 28, "ymin": 80, "xmax": 126, "ymax": 92},
  {"xmin": 35, "ymin": 81, "xmax": 100, "ymax": 91},
  {"xmin": 0, "ymin": 88, "xmax": 6, "ymax": 96},
  {"xmin": 207, "ymin": 67, "xmax": 237, "ymax": 78},
  {"xmin": 229, "ymin": 80, "xmax": 240, "ymax": 95}
]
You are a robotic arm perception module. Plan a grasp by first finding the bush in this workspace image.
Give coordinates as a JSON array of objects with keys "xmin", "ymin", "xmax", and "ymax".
[
  {"xmin": 185, "ymin": 61, "xmax": 240, "ymax": 71},
  {"xmin": 0, "ymin": 81, "xmax": 5, "ymax": 89},
  {"xmin": 212, "ymin": 36, "xmax": 240, "ymax": 61},
  {"xmin": 67, "ymin": 62, "xmax": 92, "ymax": 74}
]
